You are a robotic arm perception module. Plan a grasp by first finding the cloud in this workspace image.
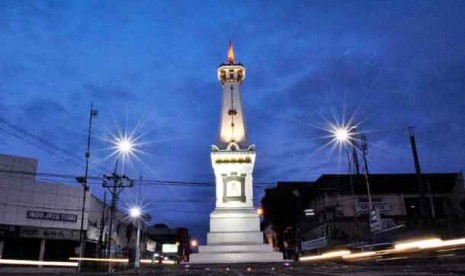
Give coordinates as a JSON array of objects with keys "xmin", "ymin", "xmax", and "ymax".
[
  {"xmin": 82, "ymin": 83, "xmax": 137, "ymax": 102},
  {"xmin": 22, "ymin": 98, "xmax": 67, "ymax": 118}
]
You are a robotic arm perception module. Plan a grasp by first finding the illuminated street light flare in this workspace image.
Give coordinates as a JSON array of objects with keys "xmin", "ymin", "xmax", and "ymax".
[
  {"xmin": 190, "ymin": 240, "xmax": 198, "ymax": 247},
  {"xmin": 129, "ymin": 207, "xmax": 141, "ymax": 218},
  {"xmin": 330, "ymin": 124, "xmax": 356, "ymax": 145},
  {"xmin": 129, "ymin": 206, "xmax": 143, "ymax": 269},
  {"xmin": 114, "ymin": 135, "xmax": 135, "ymax": 156}
]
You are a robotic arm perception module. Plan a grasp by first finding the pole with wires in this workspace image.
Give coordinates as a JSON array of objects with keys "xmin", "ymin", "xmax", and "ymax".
[
  {"xmin": 103, "ymin": 161, "xmax": 134, "ymax": 272},
  {"xmin": 98, "ymin": 190, "xmax": 107, "ymax": 258},
  {"xmin": 360, "ymin": 135, "xmax": 373, "ymax": 213},
  {"xmin": 409, "ymin": 127, "xmax": 435, "ymax": 219},
  {"xmin": 76, "ymin": 104, "xmax": 98, "ymax": 273}
]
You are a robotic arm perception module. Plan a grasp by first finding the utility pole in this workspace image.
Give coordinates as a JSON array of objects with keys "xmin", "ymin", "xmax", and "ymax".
[
  {"xmin": 98, "ymin": 190, "xmax": 107, "ymax": 258},
  {"xmin": 408, "ymin": 127, "xmax": 435, "ymax": 219},
  {"xmin": 348, "ymin": 126, "xmax": 361, "ymax": 237},
  {"xmin": 346, "ymin": 148, "xmax": 360, "ymax": 238},
  {"xmin": 350, "ymin": 127, "xmax": 361, "ymax": 175},
  {"xmin": 361, "ymin": 135, "xmax": 383, "ymax": 233},
  {"xmin": 102, "ymin": 161, "xmax": 134, "ymax": 272},
  {"xmin": 138, "ymin": 171, "xmax": 143, "ymax": 198},
  {"xmin": 76, "ymin": 104, "xmax": 98, "ymax": 273},
  {"xmin": 360, "ymin": 135, "xmax": 373, "ymax": 214},
  {"xmin": 135, "ymin": 218, "xmax": 141, "ymax": 269}
]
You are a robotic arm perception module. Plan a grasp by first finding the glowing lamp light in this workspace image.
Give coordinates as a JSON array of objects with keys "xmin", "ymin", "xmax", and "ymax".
[
  {"xmin": 257, "ymin": 208, "xmax": 264, "ymax": 216},
  {"xmin": 116, "ymin": 136, "xmax": 134, "ymax": 154},
  {"xmin": 129, "ymin": 207, "xmax": 141, "ymax": 218},
  {"xmin": 190, "ymin": 240, "xmax": 198, "ymax": 247},
  {"xmin": 325, "ymin": 122, "xmax": 358, "ymax": 148},
  {"xmin": 104, "ymin": 126, "xmax": 148, "ymax": 171},
  {"xmin": 334, "ymin": 127, "xmax": 350, "ymax": 143},
  {"xmin": 331, "ymin": 124, "xmax": 355, "ymax": 144}
]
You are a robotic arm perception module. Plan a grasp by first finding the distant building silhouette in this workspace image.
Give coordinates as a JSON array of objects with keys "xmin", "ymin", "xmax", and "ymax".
[{"xmin": 261, "ymin": 173, "xmax": 465, "ymax": 258}]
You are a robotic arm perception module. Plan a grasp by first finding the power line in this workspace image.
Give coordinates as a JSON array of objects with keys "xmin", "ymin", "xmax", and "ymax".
[
  {"xmin": 0, "ymin": 169, "xmax": 278, "ymax": 187},
  {"xmin": 0, "ymin": 117, "xmax": 83, "ymax": 167},
  {"xmin": 0, "ymin": 117, "xmax": 109, "ymax": 176}
]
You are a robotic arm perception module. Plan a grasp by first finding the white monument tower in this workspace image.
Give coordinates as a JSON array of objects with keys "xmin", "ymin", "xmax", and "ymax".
[{"xmin": 190, "ymin": 42, "xmax": 283, "ymax": 263}]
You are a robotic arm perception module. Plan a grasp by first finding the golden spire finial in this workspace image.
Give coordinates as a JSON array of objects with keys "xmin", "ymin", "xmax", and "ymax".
[{"xmin": 227, "ymin": 41, "xmax": 235, "ymax": 64}]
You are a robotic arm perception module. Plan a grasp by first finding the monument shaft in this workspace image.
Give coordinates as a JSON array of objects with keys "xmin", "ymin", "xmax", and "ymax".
[{"xmin": 189, "ymin": 42, "xmax": 283, "ymax": 263}]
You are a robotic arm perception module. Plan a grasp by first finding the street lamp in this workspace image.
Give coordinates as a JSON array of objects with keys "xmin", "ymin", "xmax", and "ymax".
[
  {"xmin": 330, "ymin": 125, "xmax": 373, "ymax": 231},
  {"xmin": 116, "ymin": 137, "xmax": 134, "ymax": 155},
  {"xmin": 130, "ymin": 207, "xmax": 141, "ymax": 218},
  {"xmin": 190, "ymin": 240, "xmax": 198, "ymax": 247},
  {"xmin": 334, "ymin": 128, "xmax": 350, "ymax": 143},
  {"xmin": 190, "ymin": 240, "xmax": 198, "ymax": 254},
  {"xmin": 330, "ymin": 125, "xmax": 355, "ymax": 146},
  {"xmin": 129, "ymin": 207, "xmax": 142, "ymax": 269},
  {"xmin": 77, "ymin": 104, "xmax": 98, "ymax": 273},
  {"xmin": 113, "ymin": 134, "xmax": 136, "ymax": 162},
  {"xmin": 103, "ymin": 134, "xmax": 136, "ymax": 259}
]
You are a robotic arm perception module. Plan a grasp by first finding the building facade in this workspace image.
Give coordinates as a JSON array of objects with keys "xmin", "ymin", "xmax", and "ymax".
[
  {"xmin": 0, "ymin": 154, "xmax": 86, "ymax": 261},
  {"xmin": 262, "ymin": 173, "xmax": 465, "ymax": 256},
  {"xmin": 0, "ymin": 154, "xmax": 148, "ymax": 262}
]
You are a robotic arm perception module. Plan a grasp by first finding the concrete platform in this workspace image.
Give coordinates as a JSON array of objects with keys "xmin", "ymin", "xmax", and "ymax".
[
  {"xmin": 190, "ymin": 206, "xmax": 284, "ymax": 264},
  {"xmin": 207, "ymin": 231, "xmax": 264, "ymax": 244},
  {"xmin": 190, "ymin": 243, "xmax": 284, "ymax": 264},
  {"xmin": 199, "ymin": 244, "xmax": 276, "ymax": 253}
]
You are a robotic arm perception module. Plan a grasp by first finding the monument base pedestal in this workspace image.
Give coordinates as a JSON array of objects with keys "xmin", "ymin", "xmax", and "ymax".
[
  {"xmin": 189, "ymin": 207, "xmax": 284, "ymax": 264},
  {"xmin": 189, "ymin": 244, "xmax": 284, "ymax": 264}
]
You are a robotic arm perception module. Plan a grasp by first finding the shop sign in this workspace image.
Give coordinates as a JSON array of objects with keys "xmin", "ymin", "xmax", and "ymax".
[
  {"xmin": 356, "ymin": 198, "xmax": 392, "ymax": 214},
  {"xmin": 146, "ymin": 240, "xmax": 156, "ymax": 252},
  {"xmin": 370, "ymin": 209, "xmax": 382, "ymax": 232},
  {"xmin": 162, "ymin": 243, "xmax": 178, "ymax": 253},
  {"xmin": 27, "ymin": 210, "xmax": 78, "ymax": 222},
  {"xmin": 86, "ymin": 226, "xmax": 100, "ymax": 241},
  {"xmin": 20, "ymin": 227, "xmax": 80, "ymax": 241},
  {"xmin": 301, "ymin": 236, "xmax": 327, "ymax": 251}
]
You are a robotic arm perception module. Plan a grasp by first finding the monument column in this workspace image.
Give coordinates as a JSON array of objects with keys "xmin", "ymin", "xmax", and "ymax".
[{"xmin": 189, "ymin": 42, "xmax": 283, "ymax": 263}]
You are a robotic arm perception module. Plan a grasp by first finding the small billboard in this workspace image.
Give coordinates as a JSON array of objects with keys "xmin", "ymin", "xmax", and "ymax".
[
  {"xmin": 146, "ymin": 240, "xmax": 156, "ymax": 252},
  {"xmin": 162, "ymin": 243, "xmax": 178, "ymax": 253}
]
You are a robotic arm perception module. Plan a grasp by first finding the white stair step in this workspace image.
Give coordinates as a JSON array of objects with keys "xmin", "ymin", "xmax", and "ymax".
[
  {"xmin": 189, "ymin": 252, "xmax": 285, "ymax": 264},
  {"xmin": 207, "ymin": 231, "xmax": 263, "ymax": 244},
  {"xmin": 199, "ymin": 244, "xmax": 275, "ymax": 253}
]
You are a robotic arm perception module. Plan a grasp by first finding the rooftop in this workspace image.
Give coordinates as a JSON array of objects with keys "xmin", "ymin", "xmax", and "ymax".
[{"xmin": 274, "ymin": 173, "xmax": 463, "ymax": 195}]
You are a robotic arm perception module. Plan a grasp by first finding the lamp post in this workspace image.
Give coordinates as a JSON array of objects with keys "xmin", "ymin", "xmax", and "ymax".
[
  {"xmin": 129, "ymin": 207, "xmax": 142, "ymax": 269},
  {"xmin": 190, "ymin": 239, "xmax": 198, "ymax": 247},
  {"xmin": 190, "ymin": 240, "xmax": 198, "ymax": 254},
  {"xmin": 360, "ymin": 135, "xmax": 373, "ymax": 214},
  {"xmin": 332, "ymin": 125, "xmax": 373, "ymax": 224},
  {"xmin": 103, "ymin": 136, "xmax": 135, "ymax": 272},
  {"xmin": 77, "ymin": 104, "xmax": 98, "ymax": 273}
]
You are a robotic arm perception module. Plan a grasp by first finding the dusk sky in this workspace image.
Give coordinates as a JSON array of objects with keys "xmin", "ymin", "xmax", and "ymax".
[{"xmin": 1, "ymin": 0, "xmax": 465, "ymax": 242}]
